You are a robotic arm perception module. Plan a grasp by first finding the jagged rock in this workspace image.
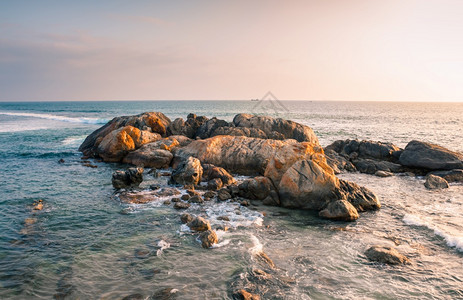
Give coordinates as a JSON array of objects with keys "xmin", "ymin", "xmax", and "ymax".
[
  {"xmin": 199, "ymin": 230, "xmax": 218, "ymax": 248},
  {"xmin": 202, "ymin": 164, "xmax": 236, "ymax": 185},
  {"xmin": 233, "ymin": 113, "xmax": 319, "ymax": 144},
  {"xmin": 167, "ymin": 114, "xmax": 208, "ymax": 138},
  {"xmin": 324, "ymin": 149, "xmax": 356, "ymax": 174},
  {"xmin": 337, "ymin": 179, "xmax": 380, "ymax": 212},
  {"xmin": 143, "ymin": 137, "xmax": 180, "ymax": 151},
  {"xmin": 203, "ymin": 191, "xmax": 216, "ymax": 199},
  {"xmin": 233, "ymin": 289, "xmax": 261, "ymax": 300},
  {"xmin": 196, "ymin": 117, "xmax": 231, "ymax": 139},
  {"xmin": 79, "ymin": 112, "xmax": 171, "ymax": 157},
  {"xmin": 171, "ymin": 157, "xmax": 203, "ymax": 185},
  {"xmin": 424, "ymin": 174, "xmax": 449, "ymax": 189},
  {"xmin": 180, "ymin": 213, "xmax": 194, "ymax": 224},
  {"xmin": 353, "ymin": 159, "xmax": 403, "ymax": 174},
  {"xmin": 174, "ymin": 202, "xmax": 190, "ymax": 209},
  {"xmin": 217, "ymin": 189, "xmax": 232, "ymax": 201},
  {"xmin": 238, "ymin": 177, "xmax": 280, "ymax": 206},
  {"xmin": 207, "ymin": 178, "xmax": 223, "ymax": 190},
  {"xmin": 112, "ymin": 167, "xmax": 144, "ymax": 189},
  {"xmin": 123, "ymin": 146, "xmax": 173, "ymax": 168},
  {"xmin": 319, "ymin": 200, "xmax": 359, "ymax": 221},
  {"xmin": 212, "ymin": 126, "xmax": 267, "ymax": 139},
  {"xmin": 187, "ymin": 216, "xmax": 211, "ymax": 232},
  {"xmin": 429, "ymin": 169, "xmax": 463, "ymax": 183},
  {"xmin": 325, "ymin": 139, "xmax": 401, "ymax": 160},
  {"xmin": 175, "ymin": 135, "xmax": 324, "ymax": 176},
  {"xmin": 399, "ymin": 140, "xmax": 463, "ymax": 170},
  {"xmin": 96, "ymin": 126, "xmax": 161, "ymax": 162},
  {"xmin": 365, "ymin": 245, "xmax": 410, "ymax": 265}
]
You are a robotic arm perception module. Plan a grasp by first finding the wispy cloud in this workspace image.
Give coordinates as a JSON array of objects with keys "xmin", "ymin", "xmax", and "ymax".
[{"xmin": 108, "ymin": 13, "xmax": 173, "ymax": 26}]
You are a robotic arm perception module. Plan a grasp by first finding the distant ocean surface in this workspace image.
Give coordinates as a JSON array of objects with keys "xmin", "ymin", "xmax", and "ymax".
[{"xmin": 0, "ymin": 100, "xmax": 462, "ymax": 299}]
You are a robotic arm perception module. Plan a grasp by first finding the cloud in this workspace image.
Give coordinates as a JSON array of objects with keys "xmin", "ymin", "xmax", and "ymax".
[{"xmin": 108, "ymin": 13, "xmax": 173, "ymax": 26}]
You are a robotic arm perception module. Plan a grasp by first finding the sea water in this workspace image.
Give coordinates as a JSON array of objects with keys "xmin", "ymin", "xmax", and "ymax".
[{"xmin": 0, "ymin": 101, "xmax": 462, "ymax": 299}]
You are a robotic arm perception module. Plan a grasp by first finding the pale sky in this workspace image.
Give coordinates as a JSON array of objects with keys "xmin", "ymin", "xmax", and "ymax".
[{"xmin": 1, "ymin": 0, "xmax": 462, "ymax": 101}]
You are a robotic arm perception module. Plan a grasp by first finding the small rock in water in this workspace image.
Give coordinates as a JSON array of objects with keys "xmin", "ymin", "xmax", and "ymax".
[
  {"xmin": 375, "ymin": 170, "xmax": 393, "ymax": 177},
  {"xmin": 171, "ymin": 197, "xmax": 181, "ymax": 203},
  {"xmin": 24, "ymin": 218, "xmax": 37, "ymax": 225},
  {"xmin": 181, "ymin": 194, "xmax": 190, "ymax": 201},
  {"xmin": 319, "ymin": 200, "xmax": 359, "ymax": 221},
  {"xmin": 203, "ymin": 191, "xmax": 216, "ymax": 198},
  {"xmin": 217, "ymin": 189, "xmax": 232, "ymax": 201},
  {"xmin": 163, "ymin": 200, "xmax": 171, "ymax": 205},
  {"xmin": 33, "ymin": 199, "xmax": 44, "ymax": 211},
  {"xmin": 233, "ymin": 289, "xmax": 260, "ymax": 300},
  {"xmin": 189, "ymin": 195, "xmax": 204, "ymax": 203},
  {"xmin": 83, "ymin": 163, "xmax": 98, "ymax": 168},
  {"xmin": 187, "ymin": 216, "xmax": 211, "ymax": 232},
  {"xmin": 186, "ymin": 189, "xmax": 199, "ymax": 196},
  {"xmin": 58, "ymin": 158, "xmax": 65, "ymax": 163},
  {"xmin": 174, "ymin": 202, "xmax": 190, "ymax": 209},
  {"xmin": 199, "ymin": 230, "xmax": 218, "ymax": 248},
  {"xmin": 150, "ymin": 184, "xmax": 161, "ymax": 190},
  {"xmin": 256, "ymin": 251, "xmax": 275, "ymax": 268},
  {"xmin": 424, "ymin": 174, "xmax": 449, "ymax": 190},
  {"xmin": 217, "ymin": 215, "xmax": 230, "ymax": 221},
  {"xmin": 365, "ymin": 245, "xmax": 410, "ymax": 265},
  {"xmin": 180, "ymin": 213, "xmax": 194, "ymax": 224},
  {"xmin": 151, "ymin": 287, "xmax": 178, "ymax": 300},
  {"xmin": 207, "ymin": 178, "xmax": 223, "ymax": 190},
  {"xmin": 112, "ymin": 167, "xmax": 144, "ymax": 189}
]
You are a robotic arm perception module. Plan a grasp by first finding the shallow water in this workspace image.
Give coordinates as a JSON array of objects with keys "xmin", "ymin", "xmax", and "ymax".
[{"xmin": 0, "ymin": 100, "xmax": 462, "ymax": 299}]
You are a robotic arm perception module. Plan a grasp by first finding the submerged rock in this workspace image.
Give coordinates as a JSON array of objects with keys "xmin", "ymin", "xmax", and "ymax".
[
  {"xmin": 399, "ymin": 140, "xmax": 463, "ymax": 170},
  {"xmin": 112, "ymin": 167, "xmax": 143, "ymax": 189},
  {"xmin": 199, "ymin": 230, "xmax": 218, "ymax": 248},
  {"xmin": 365, "ymin": 245, "xmax": 410, "ymax": 265},
  {"xmin": 171, "ymin": 157, "xmax": 203, "ymax": 185},
  {"xmin": 233, "ymin": 289, "xmax": 261, "ymax": 300},
  {"xmin": 424, "ymin": 174, "xmax": 449, "ymax": 190}
]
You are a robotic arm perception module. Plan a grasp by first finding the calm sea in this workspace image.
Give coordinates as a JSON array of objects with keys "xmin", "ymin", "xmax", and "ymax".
[{"xmin": 0, "ymin": 101, "xmax": 462, "ymax": 299}]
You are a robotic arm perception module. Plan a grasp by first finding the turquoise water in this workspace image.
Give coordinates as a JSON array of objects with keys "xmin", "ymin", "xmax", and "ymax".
[{"xmin": 0, "ymin": 101, "xmax": 462, "ymax": 299}]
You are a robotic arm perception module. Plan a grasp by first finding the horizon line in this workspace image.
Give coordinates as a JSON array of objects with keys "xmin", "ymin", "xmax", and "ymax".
[{"xmin": 1, "ymin": 99, "xmax": 463, "ymax": 103}]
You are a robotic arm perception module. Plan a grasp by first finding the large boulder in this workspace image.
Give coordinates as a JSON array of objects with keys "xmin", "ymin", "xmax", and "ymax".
[
  {"xmin": 365, "ymin": 245, "xmax": 410, "ymax": 265},
  {"xmin": 123, "ymin": 146, "xmax": 173, "ymax": 168},
  {"xmin": 167, "ymin": 114, "xmax": 208, "ymax": 138},
  {"xmin": 174, "ymin": 135, "xmax": 324, "ymax": 176},
  {"xmin": 238, "ymin": 176, "xmax": 280, "ymax": 206},
  {"xmin": 424, "ymin": 174, "xmax": 449, "ymax": 190},
  {"xmin": 325, "ymin": 139, "xmax": 401, "ymax": 160},
  {"xmin": 399, "ymin": 140, "xmax": 463, "ymax": 170},
  {"xmin": 96, "ymin": 126, "xmax": 161, "ymax": 162},
  {"xmin": 429, "ymin": 169, "xmax": 463, "ymax": 183},
  {"xmin": 112, "ymin": 167, "xmax": 144, "ymax": 189},
  {"xmin": 171, "ymin": 157, "xmax": 203, "ymax": 185},
  {"xmin": 79, "ymin": 112, "xmax": 171, "ymax": 157},
  {"xmin": 233, "ymin": 114, "xmax": 319, "ymax": 144},
  {"xmin": 202, "ymin": 164, "xmax": 236, "ymax": 185}
]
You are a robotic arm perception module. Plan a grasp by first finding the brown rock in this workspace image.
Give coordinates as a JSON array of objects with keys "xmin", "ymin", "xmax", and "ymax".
[
  {"xmin": 112, "ymin": 167, "xmax": 144, "ymax": 189},
  {"xmin": 202, "ymin": 164, "xmax": 236, "ymax": 185},
  {"xmin": 187, "ymin": 216, "xmax": 211, "ymax": 232},
  {"xmin": 399, "ymin": 140, "xmax": 463, "ymax": 170},
  {"xmin": 365, "ymin": 245, "xmax": 410, "ymax": 265},
  {"xmin": 424, "ymin": 174, "xmax": 449, "ymax": 190},
  {"xmin": 181, "ymin": 194, "xmax": 190, "ymax": 201},
  {"xmin": 217, "ymin": 189, "xmax": 232, "ymax": 201},
  {"xmin": 207, "ymin": 178, "xmax": 223, "ymax": 190},
  {"xmin": 174, "ymin": 202, "xmax": 190, "ymax": 209},
  {"xmin": 189, "ymin": 195, "xmax": 204, "ymax": 203},
  {"xmin": 123, "ymin": 145, "xmax": 173, "ymax": 168},
  {"xmin": 319, "ymin": 200, "xmax": 359, "ymax": 221},
  {"xmin": 199, "ymin": 230, "xmax": 218, "ymax": 248},
  {"xmin": 171, "ymin": 157, "xmax": 203, "ymax": 185},
  {"xmin": 180, "ymin": 213, "xmax": 194, "ymax": 224},
  {"xmin": 233, "ymin": 289, "xmax": 260, "ymax": 300}
]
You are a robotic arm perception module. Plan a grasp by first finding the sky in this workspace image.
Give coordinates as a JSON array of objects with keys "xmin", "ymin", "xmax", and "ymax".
[{"xmin": 1, "ymin": 0, "xmax": 462, "ymax": 102}]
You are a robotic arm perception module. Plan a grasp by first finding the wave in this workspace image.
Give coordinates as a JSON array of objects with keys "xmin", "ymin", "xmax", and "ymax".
[
  {"xmin": 61, "ymin": 135, "xmax": 87, "ymax": 146},
  {"xmin": 0, "ymin": 111, "xmax": 109, "ymax": 125},
  {"xmin": 403, "ymin": 214, "xmax": 463, "ymax": 252}
]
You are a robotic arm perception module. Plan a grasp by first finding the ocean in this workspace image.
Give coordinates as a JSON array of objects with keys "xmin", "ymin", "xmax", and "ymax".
[{"xmin": 0, "ymin": 100, "xmax": 462, "ymax": 299}]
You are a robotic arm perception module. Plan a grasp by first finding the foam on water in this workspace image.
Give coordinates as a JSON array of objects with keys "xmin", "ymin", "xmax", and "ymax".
[
  {"xmin": 61, "ymin": 135, "xmax": 87, "ymax": 146},
  {"xmin": 0, "ymin": 111, "xmax": 108, "ymax": 125},
  {"xmin": 403, "ymin": 213, "xmax": 463, "ymax": 252},
  {"xmin": 205, "ymin": 201, "xmax": 264, "ymax": 229},
  {"xmin": 156, "ymin": 240, "xmax": 170, "ymax": 256}
]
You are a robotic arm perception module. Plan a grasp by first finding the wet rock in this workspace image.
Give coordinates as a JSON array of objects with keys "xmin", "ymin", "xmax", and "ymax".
[
  {"xmin": 181, "ymin": 194, "xmax": 190, "ymax": 201},
  {"xmin": 365, "ymin": 245, "xmax": 410, "ymax": 265},
  {"xmin": 180, "ymin": 213, "xmax": 194, "ymax": 224},
  {"xmin": 189, "ymin": 195, "xmax": 204, "ymax": 203},
  {"xmin": 163, "ymin": 200, "xmax": 171, "ymax": 205},
  {"xmin": 325, "ymin": 139, "xmax": 401, "ymax": 160},
  {"xmin": 429, "ymin": 169, "xmax": 463, "ymax": 183},
  {"xmin": 202, "ymin": 164, "xmax": 237, "ymax": 185},
  {"xmin": 123, "ymin": 145, "xmax": 173, "ymax": 168},
  {"xmin": 168, "ymin": 114, "xmax": 208, "ymax": 138},
  {"xmin": 207, "ymin": 178, "xmax": 223, "ymax": 190},
  {"xmin": 196, "ymin": 117, "xmax": 231, "ymax": 139},
  {"xmin": 353, "ymin": 159, "xmax": 403, "ymax": 174},
  {"xmin": 58, "ymin": 158, "xmax": 65, "ymax": 163},
  {"xmin": 151, "ymin": 287, "xmax": 178, "ymax": 300},
  {"xmin": 96, "ymin": 126, "xmax": 161, "ymax": 162},
  {"xmin": 174, "ymin": 202, "xmax": 190, "ymax": 209},
  {"xmin": 399, "ymin": 140, "xmax": 463, "ymax": 170},
  {"xmin": 150, "ymin": 184, "xmax": 161, "ymax": 190},
  {"xmin": 337, "ymin": 179, "xmax": 380, "ymax": 212},
  {"xmin": 199, "ymin": 230, "xmax": 218, "ymax": 248},
  {"xmin": 256, "ymin": 251, "xmax": 275, "ymax": 269},
  {"xmin": 82, "ymin": 163, "xmax": 98, "ymax": 168},
  {"xmin": 233, "ymin": 289, "xmax": 261, "ymax": 300},
  {"xmin": 171, "ymin": 197, "xmax": 180, "ymax": 202},
  {"xmin": 79, "ymin": 112, "xmax": 171, "ymax": 157},
  {"xmin": 187, "ymin": 216, "xmax": 211, "ymax": 232},
  {"xmin": 319, "ymin": 200, "xmax": 359, "ymax": 221},
  {"xmin": 238, "ymin": 177, "xmax": 279, "ymax": 206},
  {"xmin": 424, "ymin": 174, "xmax": 449, "ymax": 190},
  {"xmin": 32, "ymin": 199, "xmax": 44, "ymax": 211},
  {"xmin": 217, "ymin": 189, "xmax": 232, "ymax": 201},
  {"xmin": 186, "ymin": 189, "xmax": 199, "ymax": 196},
  {"xmin": 324, "ymin": 149, "xmax": 356, "ymax": 174},
  {"xmin": 217, "ymin": 215, "xmax": 230, "ymax": 221},
  {"xmin": 171, "ymin": 157, "xmax": 203, "ymax": 185},
  {"xmin": 112, "ymin": 167, "xmax": 144, "ymax": 189},
  {"xmin": 155, "ymin": 187, "xmax": 181, "ymax": 197},
  {"xmin": 375, "ymin": 170, "xmax": 394, "ymax": 177},
  {"xmin": 203, "ymin": 191, "xmax": 216, "ymax": 198}
]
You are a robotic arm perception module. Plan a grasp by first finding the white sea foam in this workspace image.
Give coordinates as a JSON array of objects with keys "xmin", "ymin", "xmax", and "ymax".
[
  {"xmin": 0, "ymin": 111, "xmax": 108, "ymax": 124},
  {"xmin": 403, "ymin": 214, "xmax": 463, "ymax": 252},
  {"xmin": 61, "ymin": 135, "xmax": 87, "ymax": 146},
  {"xmin": 205, "ymin": 202, "xmax": 264, "ymax": 229},
  {"xmin": 248, "ymin": 234, "xmax": 263, "ymax": 255},
  {"xmin": 156, "ymin": 240, "xmax": 171, "ymax": 256}
]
